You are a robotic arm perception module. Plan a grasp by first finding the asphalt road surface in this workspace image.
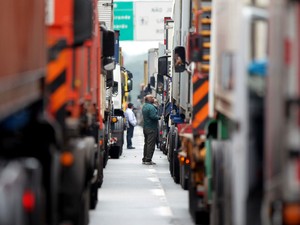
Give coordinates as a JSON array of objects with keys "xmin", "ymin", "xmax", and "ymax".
[{"xmin": 89, "ymin": 126, "xmax": 195, "ymax": 225}]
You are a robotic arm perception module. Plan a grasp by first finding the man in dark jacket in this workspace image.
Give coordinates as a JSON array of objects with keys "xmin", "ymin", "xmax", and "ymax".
[{"xmin": 142, "ymin": 95, "xmax": 160, "ymax": 165}]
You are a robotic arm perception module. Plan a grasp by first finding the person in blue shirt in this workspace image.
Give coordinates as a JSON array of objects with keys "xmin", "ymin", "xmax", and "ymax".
[{"xmin": 142, "ymin": 95, "xmax": 160, "ymax": 165}]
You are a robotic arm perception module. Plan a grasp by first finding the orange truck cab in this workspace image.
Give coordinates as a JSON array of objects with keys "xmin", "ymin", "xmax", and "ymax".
[
  {"xmin": 46, "ymin": 0, "xmax": 101, "ymax": 224},
  {"xmin": 0, "ymin": 0, "xmax": 106, "ymax": 224}
]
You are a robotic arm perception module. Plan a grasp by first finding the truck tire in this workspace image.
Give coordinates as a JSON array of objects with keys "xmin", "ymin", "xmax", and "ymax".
[
  {"xmin": 83, "ymin": 137, "xmax": 96, "ymax": 183},
  {"xmin": 103, "ymin": 140, "xmax": 109, "ymax": 168},
  {"xmin": 168, "ymin": 126, "xmax": 175, "ymax": 176},
  {"xmin": 210, "ymin": 140, "xmax": 225, "ymax": 225},
  {"xmin": 172, "ymin": 130, "xmax": 180, "ymax": 184},
  {"xmin": 160, "ymin": 141, "xmax": 167, "ymax": 155},
  {"xmin": 173, "ymin": 151, "xmax": 180, "ymax": 184},
  {"xmin": 180, "ymin": 165, "xmax": 188, "ymax": 190},
  {"xmin": 97, "ymin": 150, "xmax": 104, "ymax": 188},
  {"xmin": 90, "ymin": 145, "xmax": 102, "ymax": 209},
  {"xmin": 109, "ymin": 146, "xmax": 121, "ymax": 159},
  {"xmin": 90, "ymin": 182, "xmax": 98, "ymax": 210},
  {"xmin": 188, "ymin": 170, "xmax": 209, "ymax": 225},
  {"xmin": 77, "ymin": 187, "xmax": 90, "ymax": 225}
]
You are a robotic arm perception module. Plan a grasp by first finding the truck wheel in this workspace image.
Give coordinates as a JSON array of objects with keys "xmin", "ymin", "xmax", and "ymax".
[
  {"xmin": 168, "ymin": 130, "xmax": 175, "ymax": 176},
  {"xmin": 183, "ymin": 176, "xmax": 188, "ymax": 190},
  {"xmin": 180, "ymin": 164, "xmax": 186, "ymax": 189},
  {"xmin": 160, "ymin": 141, "xmax": 167, "ymax": 155},
  {"xmin": 173, "ymin": 134, "xmax": 180, "ymax": 184},
  {"xmin": 97, "ymin": 148, "xmax": 104, "ymax": 188},
  {"xmin": 76, "ymin": 186, "xmax": 90, "ymax": 225},
  {"xmin": 189, "ymin": 174, "xmax": 209, "ymax": 225},
  {"xmin": 173, "ymin": 150, "xmax": 180, "ymax": 184},
  {"xmin": 103, "ymin": 147, "xmax": 109, "ymax": 168},
  {"xmin": 90, "ymin": 182, "xmax": 98, "ymax": 210},
  {"xmin": 83, "ymin": 137, "xmax": 96, "ymax": 182},
  {"xmin": 109, "ymin": 146, "xmax": 121, "ymax": 159}
]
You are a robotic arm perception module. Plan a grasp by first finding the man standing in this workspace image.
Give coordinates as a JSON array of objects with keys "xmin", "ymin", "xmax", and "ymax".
[
  {"xmin": 153, "ymin": 98, "xmax": 160, "ymax": 149},
  {"xmin": 125, "ymin": 103, "xmax": 137, "ymax": 149},
  {"xmin": 142, "ymin": 95, "xmax": 160, "ymax": 165}
]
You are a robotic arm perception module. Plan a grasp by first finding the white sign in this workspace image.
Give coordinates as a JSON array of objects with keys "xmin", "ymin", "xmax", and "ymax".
[{"xmin": 134, "ymin": 2, "xmax": 172, "ymax": 41}]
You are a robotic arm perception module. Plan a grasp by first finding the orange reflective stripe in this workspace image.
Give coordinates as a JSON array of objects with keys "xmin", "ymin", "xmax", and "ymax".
[
  {"xmin": 193, "ymin": 80, "xmax": 209, "ymax": 106},
  {"xmin": 49, "ymin": 84, "xmax": 67, "ymax": 113},
  {"xmin": 192, "ymin": 103, "xmax": 209, "ymax": 129},
  {"xmin": 47, "ymin": 51, "xmax": 67, "ymax": 84}
]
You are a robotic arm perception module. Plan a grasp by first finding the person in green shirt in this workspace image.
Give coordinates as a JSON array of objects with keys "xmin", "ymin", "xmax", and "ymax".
[{"xmin": 142, "ymin": 94, "xmax": 160, "ymax": 165}]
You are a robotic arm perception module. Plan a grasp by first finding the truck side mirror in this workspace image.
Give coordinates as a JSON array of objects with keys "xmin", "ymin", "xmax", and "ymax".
[
  {"xmin": 74, "ymin": 0, "xmax": 93, "ymax": 46},
  {"xmin": 156, "ymin": 72, "xmax": 164, "ymax": 95},
  {"xmin": 158, "ymin": 56, "xmax": 169, "ymax": 76},
  {"xmin": 101, "ymin": 27, "xmax": 115, "ymax": 57},
  {"xmin": 173, "ymin": 46, "xmax": 186, "ymax": 73},
  {"xmin": 150, "ymin": 76, "xmax": 155, "ymax": 88},
  {"xmin": 127, "ymin": 79, "xmax": 133, "ymax": 92},
  {"xmin": 127, "ymin": 71, "xmax": 133, "ymax": 79},
  {"xmin": 101, "ymin": 27, "xmax": 115, "ymax": 71}
]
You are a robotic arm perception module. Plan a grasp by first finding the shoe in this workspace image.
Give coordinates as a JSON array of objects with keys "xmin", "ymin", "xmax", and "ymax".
[
  {"xmin": 127, "ymin": 146, "xmax": 135, "ymax": 149},
  {"xmin": 144, "ymin": 161, "xmax": 156, "ymax": 165}
]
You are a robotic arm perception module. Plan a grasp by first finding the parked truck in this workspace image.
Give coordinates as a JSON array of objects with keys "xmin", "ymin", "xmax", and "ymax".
[
  {"xmin": 0, "ymin": 1, "xmax": 46, "ymax": 224},
  {"xmin": 109, "ymin": 32, "xmax": 133, "ymax": 159},
  {"xmin": 0, "ymin": 0, "xmax": 116, "ymax": 224},
  {"xmin": 208, "ymin": 1, "xmax": 269, "ymax": 224},
  {"xmin": 158, "ymin": 0, "xmax": 300, "ymax": 225},
  {"xmin": 172, "ymin": 1, "xmax": 267, "ymax": 224},
  {"xmin": 109, "ymin": 62, "xmax": 125, "ymax": 159},
  {"xmin": 98, "ymin": 8, "xmax": 133, "ymax": 160},
  {"xmin": 158, "ymin": 0, "xmax": 267, "ymax": 224},
  {"xmin": 157, "ymin": 0, "xmax": 196, "ymax": 201},
  {"xmin": 262, "ymin": 0, "xmax": 300, "ymax": 224},
  {"xmin": 160, "ymin": 1, "xmax": 211, "ymax": 223}
]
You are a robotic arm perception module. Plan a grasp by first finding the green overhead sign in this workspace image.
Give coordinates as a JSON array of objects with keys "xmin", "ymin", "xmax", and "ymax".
[{"xmin": 113, "ymin": 2, "xmax": 134, "ymax": 41}]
